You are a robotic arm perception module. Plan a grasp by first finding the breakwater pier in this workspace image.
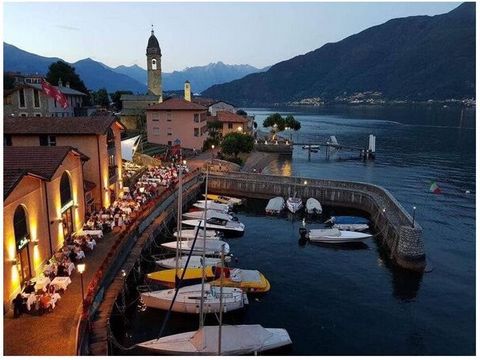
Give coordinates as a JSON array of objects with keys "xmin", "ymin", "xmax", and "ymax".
[{"xmin": 207, "ymin": 171, "xmax": 425, "ymax": 272}]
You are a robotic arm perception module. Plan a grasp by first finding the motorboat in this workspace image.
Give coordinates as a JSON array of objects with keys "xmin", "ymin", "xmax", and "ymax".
[
  {"xmin": 324, "ymin": 216, "xmax": 369, "ymax": 232},
  {"xmin": 286, "ymin": 197, "xmax": 303, "ymax": 214},
  {"xmin": 306, "ymin": 228, "xmax": 372, "ymax": 243},
  {"xmin": 161, "ymin": 240, "xmax": 230, "ymax": 256},
  {"xmin": 193, "ymin": 200, "xmax": 232, "ymax": 213},
  {"xmin": 155, "ymin": 255, "xmax": 230, "ymax": 269},
  {"xmin": 302, "ymin": 145, "xmax": 320, "ymax": 150},
  {"xmin": 305, "ymin": 198, "xmax": 322, "ymax": 215},
  {"xmin": 204, "ymin": 194, "xmax": 243, "ymax": 206},
  {"xmin": 173, "ymin": 228, "xmax": 222, "ymax": 241},
  {"xmin": 147, "ymin": 266, "xmax": 270, "ymax": 293},
  {"xmin": 137, "ymin": 324, "xmax": 292, "ymax": 355},
  {"xmin": 265, "ymin": 197, "xmax": 285, "ymax": 215},
  {"xmin": 182, "ymin": 219, "xmax": 245, "ymax": 237},
  {"xmin": 140, "ymin": 283, "xmax": 247, "ymax": 314},
  {"xmin": 183, "ymin": 209, "xmax": 238, "ymax": 222},
  {"xmin": 333, "ymin": 224, "xmax": 370, "ymax": 232},
  {"xmin": 210, "ymin": 268, "xmax": 271, "ymax": 293}
]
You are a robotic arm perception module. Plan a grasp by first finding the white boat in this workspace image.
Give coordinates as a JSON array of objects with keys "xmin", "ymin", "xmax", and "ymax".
[
  {"xmin": 305, "ymin": 198, "xmax": 322, "ymax": 215},
  {"xmin": 193, "ymin": 200, "xmax": 231, "ymax": 213},
  {"xmin": 302, "ymin": 145, "xmax": 320, "ymax": 150},
  {"xmin": 203, "ymin": 194, "xmax": 243, "ymax": 206},
  {"xmin": 333, "ymin": 224, "xmax": 370, "ymax": 232},
  {"xmin": 173, "ymin": 228, "xmax": 221, "ymax": 241},
  {"xmin": 182, "ymin": 219, "xmax": 245, "ymax": 237},
  {"xmin": 183, "ymin": 209, "xmax": 237, "ymax": 222},
  {"xmin": 161, "ymin": 240, "xmax": 230, "ymax": 256},
  {"xmin": 140, "ymin": 283, "xmax": 247, "ymax": 314},
  {"xmin": 307, "ymin": 228, "xmax": 372, "ymax": 243},
  {"xmin": 286, "ymin": 197, "xmax": 303, "ymax": 213},
  {"xmin": 265, "ymin": 197, "xmax": 285, "ymax": 215},
  {"xmin": 137, "ymin": 324, "xmax": 292, "ymax": 355},
  {"xmin": 155, "ymin": 255, "xmax": 230, "ymax": 269}
]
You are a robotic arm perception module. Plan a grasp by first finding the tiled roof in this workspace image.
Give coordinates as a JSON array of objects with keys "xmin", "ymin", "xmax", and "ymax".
[
  {"xmin": 28, "ymin": 83, "xmax": 87, "ymax": 96},
  {"xmin": 215, "ymin": 111, "xmax": 249, "ymax": 123},
  {"xmin": 4, "ymin": 115, "xmax": 125, "ymax": 135},
  {"xmin": 148, "ymin": 97, "xmax": 207, "ymax": 111},
  {"xmin": 4, "ymin": 146, "xmax": 89, "ymax": 181},
  {"xmin": 4, "ymin": 169, "xmax": 31, "ymax": 200},
  {"xmin": 4, "ymin": 146, "xmax": 89, "ymax": 199},
  {"xmin": 192, "ymin": 97, "xmax": 217, "ymax": 107}
]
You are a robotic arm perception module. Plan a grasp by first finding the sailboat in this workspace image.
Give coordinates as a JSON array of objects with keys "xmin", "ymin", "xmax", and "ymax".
[
  {"xmin": 160, "ymin": 239, "xmax": 230, "ymax": 256},
  {"xmin": 173, "ymin": 228, "xmax": 221, "ymax": 241},
  {"xmin": 155, "ymin": 255, "xmax": 230, "ymax": 269},
  {"xmin": 137, "ymin": 166, "xmax": 292, "ymax": 355},
  {"xmin": 183, "ymin": 209, "xmax": 238, "ymax": 222},
  {"xmin": 193, "ymin": 200, "xmax": 232, "ymax": 213}
]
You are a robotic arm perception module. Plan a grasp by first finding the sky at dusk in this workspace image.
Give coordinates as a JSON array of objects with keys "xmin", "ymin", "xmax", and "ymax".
[{"xmin": 3, "ymin": 2, "xmax": 461, "ymax": 72}]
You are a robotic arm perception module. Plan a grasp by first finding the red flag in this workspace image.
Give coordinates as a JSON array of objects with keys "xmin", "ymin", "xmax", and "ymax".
[{"xmin": 41, "ymin": 79, "xmax": 68, "ymax": 109}]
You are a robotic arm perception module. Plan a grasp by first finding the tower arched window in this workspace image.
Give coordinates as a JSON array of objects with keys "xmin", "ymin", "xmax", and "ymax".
[
  {"xmin": 152, "ymin": 59, "xmax": 157, "ymax": 70},
  {"xmin": 107, "ymin": 128, "xmax": 116, "ymax": 149}
]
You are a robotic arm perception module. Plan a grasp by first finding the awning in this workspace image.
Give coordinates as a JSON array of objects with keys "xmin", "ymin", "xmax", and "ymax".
[{"xmin": 121, "ymin": 135, "xmax": 141, "ymax": 161}]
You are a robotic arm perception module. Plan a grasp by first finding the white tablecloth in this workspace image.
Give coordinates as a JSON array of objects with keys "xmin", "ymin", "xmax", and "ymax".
[
  {"xmin": 32, "ymin": 276, "xmax": 51, "ymax": 291},
  {"xmin": 66, "ymin": 262, "xmax": 75, "ymax": 276},
  {"xmin": 50, "ymin": 293, "xmax": 61, "ymax": 309},
  {"xmin": 78, "ymin": 229, "xmax": 103, "ymax": 238},
  {"xmin": 50, "ymin": 277, "xmax": 72, "ymax": 291}
]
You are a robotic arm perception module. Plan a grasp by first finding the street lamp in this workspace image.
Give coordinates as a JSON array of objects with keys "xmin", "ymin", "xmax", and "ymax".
[
  {"xmin": 412, "ymin": 206, "xmax": 416, "ymax": 228},
  {"xmin": 211, "ymin": 144, "xmax": 215, "ymax": 164},
  {"xmin": 77, "ymin": 263, "xmax": 86, "ymax": 303}
]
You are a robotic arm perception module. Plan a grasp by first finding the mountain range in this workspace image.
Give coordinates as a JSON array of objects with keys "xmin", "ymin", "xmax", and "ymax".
[
  {"xmin": 3, "ymin": 43, "xmax": 265, "ymax": 93},
  {"xmin": 203, "ymin": 3, "xmax": 475, "ymax": 106}
]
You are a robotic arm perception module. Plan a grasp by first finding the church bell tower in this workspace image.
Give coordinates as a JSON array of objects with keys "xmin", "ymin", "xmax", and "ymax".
[{"xmin": 146, "ymin": 26, "xmax": 162, "ymax": 99}]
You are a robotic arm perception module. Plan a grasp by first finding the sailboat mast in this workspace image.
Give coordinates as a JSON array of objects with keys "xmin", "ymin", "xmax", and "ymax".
[
  {"xmin": 218, "ymin": 243, "xmax": 225, "ymax": 355},
  {"xmin": 175, "ymin": 164, "xmax": 183, "ymax": 273},
  {"xmin": 199, "ymin": 164, "xmax": 209, "ymax": 330}
]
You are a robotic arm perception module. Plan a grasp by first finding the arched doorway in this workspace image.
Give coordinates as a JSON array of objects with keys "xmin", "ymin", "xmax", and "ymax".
[
  {"xmin": 14, "ymin": 205, "xmax": 31, "ymax": 284},
  {"xmin": 60, "ymin": 172, "xmax": 74, "ymax": 240}
]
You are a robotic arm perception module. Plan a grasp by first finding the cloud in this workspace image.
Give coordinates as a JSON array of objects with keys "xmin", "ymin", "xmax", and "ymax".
[{"xmin": 55, "ymin": 24, "xmax": 80, "ymax": 31}]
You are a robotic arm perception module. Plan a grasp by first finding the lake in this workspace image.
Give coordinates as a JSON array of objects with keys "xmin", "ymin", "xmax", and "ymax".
[{"xmin": 113, "ymin": 104, "xmax": 475, "ymax": 355}]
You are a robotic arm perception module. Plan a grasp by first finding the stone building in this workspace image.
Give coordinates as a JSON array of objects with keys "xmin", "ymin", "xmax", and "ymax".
[
  {"xmin": 4, "ymin": 115, "xmax": 125, "ymax": 212},
  {"xmin": 208, "ymin": 100, "xmax": 236, "ymax": 116},
  {"xmin": 214, "ymin": 111, "xmax": 250, "ymax": 136},
  {"xmin": 4, "ymin": 146, "xmax": 88, "ymax": 306},
  {"xmin": 120, "ymin": 29, "xmax": 163, "ymax": 129},
  {"xmin": 4, "ymin": 80, "xmax": 87, "ymax": 118}
]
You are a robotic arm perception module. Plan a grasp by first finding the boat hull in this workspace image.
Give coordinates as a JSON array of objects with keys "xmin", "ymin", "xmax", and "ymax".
[{"xmin": 286, "ymin": 198, "xmax": 303, "ymax": 214}]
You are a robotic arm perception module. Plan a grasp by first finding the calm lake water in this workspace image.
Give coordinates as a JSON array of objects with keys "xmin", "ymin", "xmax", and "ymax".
[{"xmin": 113, "ymin": 104, "xmax": 475, "ymax": 355}]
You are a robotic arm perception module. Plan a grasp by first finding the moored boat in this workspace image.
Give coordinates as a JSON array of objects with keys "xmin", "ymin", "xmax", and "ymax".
[
  {"xmin": 193, "ymin": 200, "xmax": 232, "ymax": 213},
  {"xmin": 182, "ymin": 218, "xmax": 245, "ymax": 237},
  {"xmin": 161, "ymin": 239, "xmax": 230, "ymax": 256},
  {"xmin": 155, "ymin": 255, "xmax": 230, "ymax": 269},
  {"xmin": 204, "ymin": 194, "xmax": 243, "ymax": 206},
  {"xmin": 173, "ymin": 228, "xmax": 222, "ymax": 241},
  {"xmin": 305, "ymin": 198, "xmax": 322, "ymax": 215},
  {"xmin": 286, "ymin": 197, "xmax": 303, "ymax": 213},
  {"xmin": 183, "ymin": 209, "xmax": 237, "ymax": 222},
  {"xmin": 137, "ymin": 324, "xmax": 292, "ymax": 355},
  {"xmin": 265, "ymin": 196, "xmax": 285, "ymax": 215},
  {"xmin": 306, "ymin": 228, "xmax": 372, "ymax": 243},
  {"xmin": 140, "ymin": 283, "xmax": 247, "ymax": 313}
]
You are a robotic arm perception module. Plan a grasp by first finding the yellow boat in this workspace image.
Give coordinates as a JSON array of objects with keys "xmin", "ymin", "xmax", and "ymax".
[
  {"xmin": 205, "ymin": 194, "xmax": 243, "ymax": 206},
  {"xmin": 147, "ymin": 266, "xmax": 270, "ymax": 293}
]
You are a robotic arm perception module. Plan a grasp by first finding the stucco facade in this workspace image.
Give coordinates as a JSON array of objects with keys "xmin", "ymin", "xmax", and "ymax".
[{"xmin": 4, "ymin": 150, "xmax": 86, "ymax": 307}]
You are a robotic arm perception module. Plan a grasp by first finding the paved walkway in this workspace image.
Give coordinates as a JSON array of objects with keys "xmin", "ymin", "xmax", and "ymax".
[{"xmin": 3, "ymin": 228, "xmax": 126, "ymax": 355}]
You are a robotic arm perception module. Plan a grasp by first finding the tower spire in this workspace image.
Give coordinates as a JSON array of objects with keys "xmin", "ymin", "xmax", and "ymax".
[{"xmin": 151, "ymin": 24, "xmax": 154, "ymax": 35}]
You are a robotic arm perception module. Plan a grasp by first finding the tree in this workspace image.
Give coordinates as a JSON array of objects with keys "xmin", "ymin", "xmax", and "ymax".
[
  {"xmin": 92, "ymin": 88, "xmax": 110, "ymax": 107},
  {"xmin": 263, "ymin": 113, "xmax": 301, "ymax": 139},
  {"xmin": 110, "ymin": 90, "xmax": 133, "ymax": 111},
  {"xmin": 46, "ymin": 61, "xmax": 89, "ymax": 95},
  {"xmin": 4, "ymin": 73, "xmax": 15, "ymax": 90},
  {"xmin": 236, "ymin": 109, "xmax": 247, "ymax": 116},
  {"xmin": 221, "ymin": 132, "xmax": 254, "ymax": 158}
]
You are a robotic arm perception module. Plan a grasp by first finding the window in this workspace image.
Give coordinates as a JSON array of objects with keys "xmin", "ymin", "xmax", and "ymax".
[
  {"xmin": 153, "ymin": 127, "xmax": 160, "ymax": 135},
  {"xmin": 167, "ymin": 128, "xmax": 172, "ymax": 136},
  {"xmin": 33, "ymin": 89, "xmax": 40, "ymax": 108},
  {"xmin": 107, "ymin": 128, "xmax": 115, "ymax": 149},
  {"xmin": 167, "ymin": 111, "xmax": 172, "ymax": 122},
  {"xmin": 39, "ymin": 135, "xmax": 56, "ymax": 146},
  {"xmin": 20, "ymin": 113, "xmax": 28, "ymax": 117},
  {"xmin": 228, "ymin": 123, "xmax": 233, "ymax": 129},
  {"xmin": 152, "ymin": 118, "xmax": 159, "ymax": 122},
  {"xmin": 54, "ymin": 99, "xmax": 57, "ymax": 108},
  {"xmin": 34, "ymin": 113, "xmax": 42, "ymax": 117},
  {"xmin": 60, "ymin": 172, "xmax": 73, "ymax": 208},
  {"xmin": 194, "ymin": 114, "xmax": 200, "ymax": 123},
  {"xmin": 152, "ymin": 59, "xmax": 157, "ymax": 70},
  {"xmin": 4, "ymin": 135, "xmax": 12, "ymax": 146},
  {"xmin": 167, "ymin": 141, "xmax": 172, "ymax": 146},
  {"xmin": 14, "ymin": 206, "xmax": 29, "ymax": 250},
  {"xmin": 194, "ymin": 128, "xmax": 199, "ymax": 137},
  {"xmin": 19, "ymin": 88, "xmax": 26, "ymax": 108},
  {"xmin": 5, "ymin": 95, "xmax": 12, "ymax": 105}
]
